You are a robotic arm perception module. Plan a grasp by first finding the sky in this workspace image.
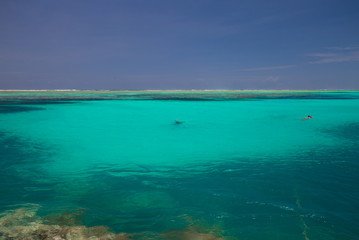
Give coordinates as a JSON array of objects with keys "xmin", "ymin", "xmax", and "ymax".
[{"xmin": 1, "ymin": 0, "xmax": 359, "ymax": 90}]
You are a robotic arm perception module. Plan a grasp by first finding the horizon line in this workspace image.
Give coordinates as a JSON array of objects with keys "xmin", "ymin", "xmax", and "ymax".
[{"xmin": 0, "ymin": 89, "xmax": 358, "ymax": 92}]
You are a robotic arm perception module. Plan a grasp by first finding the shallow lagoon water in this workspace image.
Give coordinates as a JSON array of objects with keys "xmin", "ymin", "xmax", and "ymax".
[{"xmin": 0, "ymin": 91, "xmax": 358, "ymax": 239}]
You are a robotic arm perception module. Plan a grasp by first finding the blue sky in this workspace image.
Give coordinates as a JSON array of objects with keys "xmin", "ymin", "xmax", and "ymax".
[{"xmin": 1, "ymin": 0, "xmax": 358, "ymax": 90}]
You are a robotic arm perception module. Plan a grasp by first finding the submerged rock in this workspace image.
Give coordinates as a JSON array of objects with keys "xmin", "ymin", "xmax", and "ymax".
[
  {"xmin": 0, "ymin": 206, "xmax": 231, "ymax": 240},
  {"xmin": 0, "ymin": 206, "xmax": 131, "ymax": 240},
  {"xmin": 161, "ymin": 225, "xmax": 226, "ymax": 240},
  {"xmin": 44, "ymin": 209, "xmax": 86, "ymax": 226}
]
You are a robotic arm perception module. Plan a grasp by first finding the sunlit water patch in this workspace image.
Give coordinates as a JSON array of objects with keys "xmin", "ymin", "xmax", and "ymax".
[{"xmin": 0, "ymin": 91, "xmax": 358, "ymax": 239}]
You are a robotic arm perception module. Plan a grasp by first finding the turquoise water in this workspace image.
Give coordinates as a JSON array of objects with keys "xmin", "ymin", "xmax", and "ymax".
[{"xmin": 0, "ymin": 91, "xmax": 358, "ymax": 239}]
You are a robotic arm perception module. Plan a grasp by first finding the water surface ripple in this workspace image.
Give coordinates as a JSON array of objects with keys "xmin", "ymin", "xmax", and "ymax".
[{"xmin": 0, "ymin": 91, "xmax": 358, "ymax": 240}]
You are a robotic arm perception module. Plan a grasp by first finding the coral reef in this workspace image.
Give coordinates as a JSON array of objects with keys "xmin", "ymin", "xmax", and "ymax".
[
  {"xmin": 0, "ymin": 205, "xmax": 230, "ymax": 240},
  {"xmin": 0, "ymin": 205, "xmax": 130, "ymax": 240},
  {"xmin": 161, "ymin": 225, "xmax": 227, "ymax": 240}
]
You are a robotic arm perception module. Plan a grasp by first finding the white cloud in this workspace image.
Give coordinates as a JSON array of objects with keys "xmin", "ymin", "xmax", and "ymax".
[
  {"xmin": 308, "ymin": 48, "xmax": 359, "ymax": 64},
  {"xmin": 306, "ymin": 53, "xmax": 336, "ymax": 57},
  {"xmin": 266, "ymin": 76, "xmax": 280, "ymax": 82},
  {"xmin": 240, "ymin": 64, "xmax": 296, "ymax": 71},
  {"xmin": 324, "ymin": 47, "xmax": 359, "ymax": 51}
]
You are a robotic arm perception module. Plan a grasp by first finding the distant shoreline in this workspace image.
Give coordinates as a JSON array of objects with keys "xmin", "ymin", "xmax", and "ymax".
[{"xmin": 0, "ymin": 89, "xmax": 358, "ymax": 93}]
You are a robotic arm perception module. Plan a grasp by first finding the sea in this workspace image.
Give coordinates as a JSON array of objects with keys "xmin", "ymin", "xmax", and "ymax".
[{"xmin": 0, "ymin": 90, "xmax": 358, "ymax": 240}]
